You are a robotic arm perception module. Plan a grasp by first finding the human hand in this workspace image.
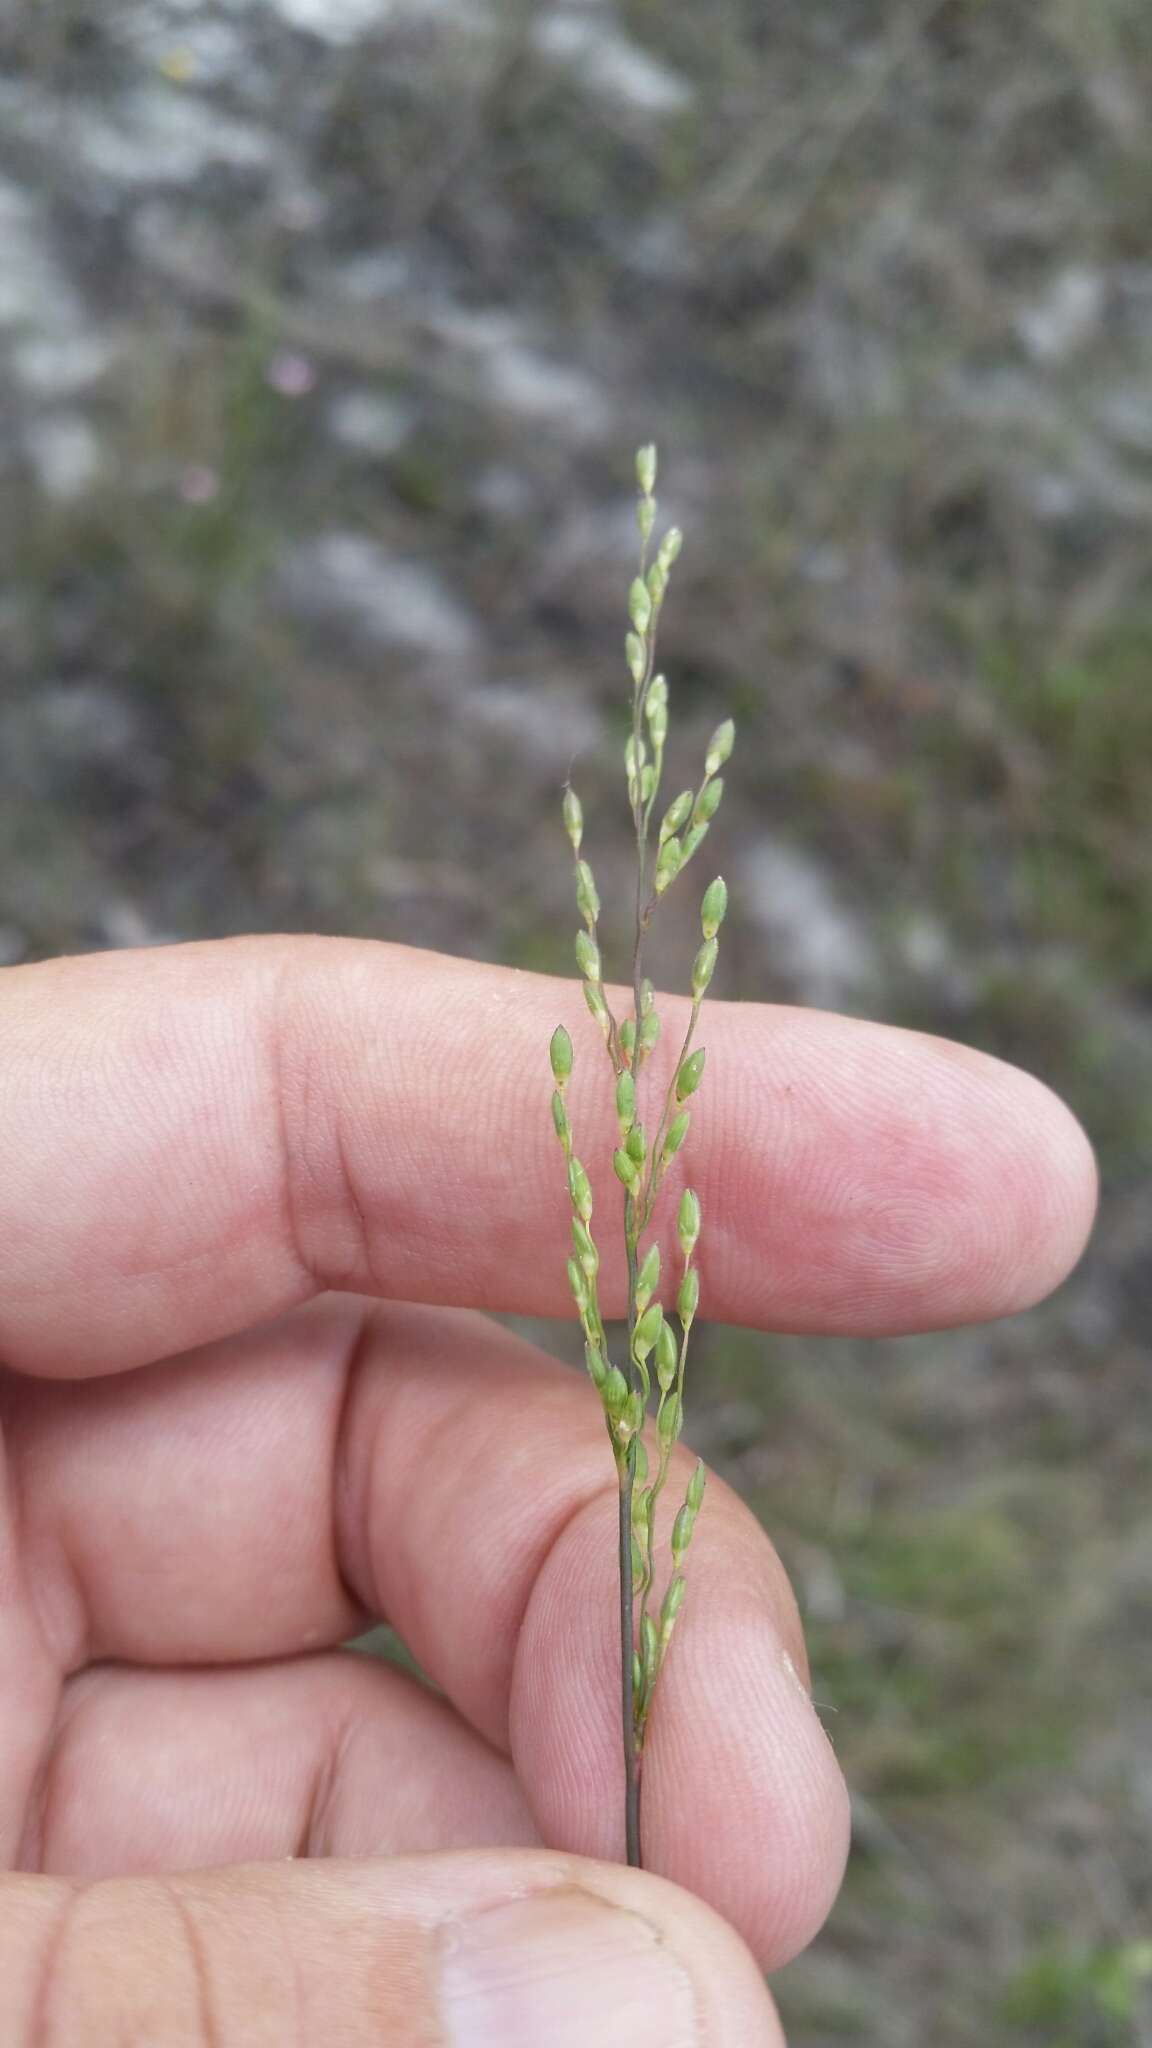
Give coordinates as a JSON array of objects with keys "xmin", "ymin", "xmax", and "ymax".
[{"xmin": 0, "ymin": 938, "xmax": 1095, "ymax": 2044}]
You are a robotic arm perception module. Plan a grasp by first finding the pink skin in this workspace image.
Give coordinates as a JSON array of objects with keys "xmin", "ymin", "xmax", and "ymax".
[{"xmin": 0, "ymin": 938, "xmax": 1097, "ymax": 2008}]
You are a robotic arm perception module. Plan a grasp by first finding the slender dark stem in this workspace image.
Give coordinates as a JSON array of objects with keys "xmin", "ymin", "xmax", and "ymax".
[
  {"xmin": 622, "ymin": 747, "xmax": 648, "ymax": 1870},
  {"xmin": 618, "ymin": 1431, "xmax": 641, "ymax": 1867},
  {"xmin": 641, "ymin": 999, "xmax": 700, "ymax": 1232}
]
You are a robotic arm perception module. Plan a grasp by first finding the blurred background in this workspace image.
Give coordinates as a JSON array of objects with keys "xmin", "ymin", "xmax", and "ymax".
[{"xmin": 2, "ymin": 0, "xmax": 1151, "ymax": 2038}]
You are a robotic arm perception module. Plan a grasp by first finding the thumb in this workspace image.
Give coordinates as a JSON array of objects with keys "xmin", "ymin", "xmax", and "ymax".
[{"xmin": 2, "ymin": 1849, "xmax": 786, "ymax": 2045}]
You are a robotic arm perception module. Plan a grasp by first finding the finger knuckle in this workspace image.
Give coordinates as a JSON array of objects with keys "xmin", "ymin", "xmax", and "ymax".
[{"xmin": 15, "ymin": 1875, "xmax": 242, "ymax": 2048}]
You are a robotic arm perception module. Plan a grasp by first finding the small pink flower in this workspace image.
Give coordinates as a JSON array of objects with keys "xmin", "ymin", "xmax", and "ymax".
[{"xmin": 266, "ymin": 350, "xmax": 317, "ymax": 398}]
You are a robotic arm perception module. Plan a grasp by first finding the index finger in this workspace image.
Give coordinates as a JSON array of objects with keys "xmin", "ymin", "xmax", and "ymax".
[{"xmin": 0, "ymin": 937, "xmax": 1095, "ymax": 1377}]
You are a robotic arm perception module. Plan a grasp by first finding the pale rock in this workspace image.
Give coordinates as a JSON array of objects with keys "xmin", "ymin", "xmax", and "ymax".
[
  {"xmin": 428, "ymin": 307, "xmax": 606, "ymax": 434},
  {"xmin": 327, "ymin": 390, "xmax": 413, "ymax": 457},
  {"xmin": 281, "ymin": 531, "xmax": 477, "ymax": 660},
  {"xmin": 0, "ymin": 177, "xmax": 81, "ymax": 335},
  {"xmin": 13, "ymin": 334, "xmax": 117, "ymax": 398},
  {"xmin": 268, "ymin": 0, "xmax": 489, "ymax": 41},
  {"xmin": 534, "ymin": 10, "xmax": 693, "ymax": 115},
  {"xmin": 24, "ymin": 416, "xmax": 103, "ymax": 500},
  {"xmin": 1017, "ymin": 265, "xmax": 1106, "ymax": 364},
  {"xmin": 739, "ymin": 838, "xmax": 875, "ymax": 1006}
]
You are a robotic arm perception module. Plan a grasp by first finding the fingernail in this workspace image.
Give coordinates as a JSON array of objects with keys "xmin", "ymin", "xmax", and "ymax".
[{"xmin": 438, "ymin": 1887, "xmax": 699, "ymax": 2047}]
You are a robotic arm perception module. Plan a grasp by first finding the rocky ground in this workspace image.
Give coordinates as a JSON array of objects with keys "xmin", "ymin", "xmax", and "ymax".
[{"xmin": 3, "ymin": 2, "xmax": 1152, "ymax": 2040}]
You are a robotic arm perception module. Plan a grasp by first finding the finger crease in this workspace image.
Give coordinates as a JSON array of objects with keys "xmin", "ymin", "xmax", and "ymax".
[
  {"xmin": 330, "ymin": 1304, "xmax": 390, "ymax": 1626},
  {"xmin": 265, "ymin": 957, "xmax": 325, "ymax": 1300},
  {"xmin": 300, "ymin": 1709, "xmax": 357, "ymax": 1858},
  {"xmin": 3, "ymin": 1392, "xmax": 88, "ymax": 1676},
  {"xmin": 333, "ymin": 1114, "xmax": 380, "ymax": 1294},
  {"xmin": 28, "ymin": 1884, "xmax": 84, "ymax": 2048},
  {"xmin": 157, "ymin": 1878, "xmax": 223, "ymax": 2048}
]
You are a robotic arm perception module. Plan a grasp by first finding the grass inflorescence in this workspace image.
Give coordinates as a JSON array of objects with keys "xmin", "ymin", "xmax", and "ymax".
[{"xmin": 548, "ymin": 444, "xmax": 734, "ymax": 1868}]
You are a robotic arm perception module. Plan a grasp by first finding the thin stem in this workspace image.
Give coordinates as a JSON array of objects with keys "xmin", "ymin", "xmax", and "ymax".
[
  {"xmin": 631, "ymin": 725, "xmax": 652, "ymax": 1037},
  {"xmin": 636, "ymin": 1300, "xmax": 692, "ymax": 1750},
  {"xmin": 629, "ymin": 527, "xmax": 659, "ymax": 1039},
  {"xmin": 639, "ymin": 999, "xmax": 699, "ymax": 1231},
  {"xmin": 624, "ymin": 720, "xmax": 650, "ymax": 1872},
  {"xmin": 618, "ymin": 1384, "xmax": 641, "ymax": 1867}
]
